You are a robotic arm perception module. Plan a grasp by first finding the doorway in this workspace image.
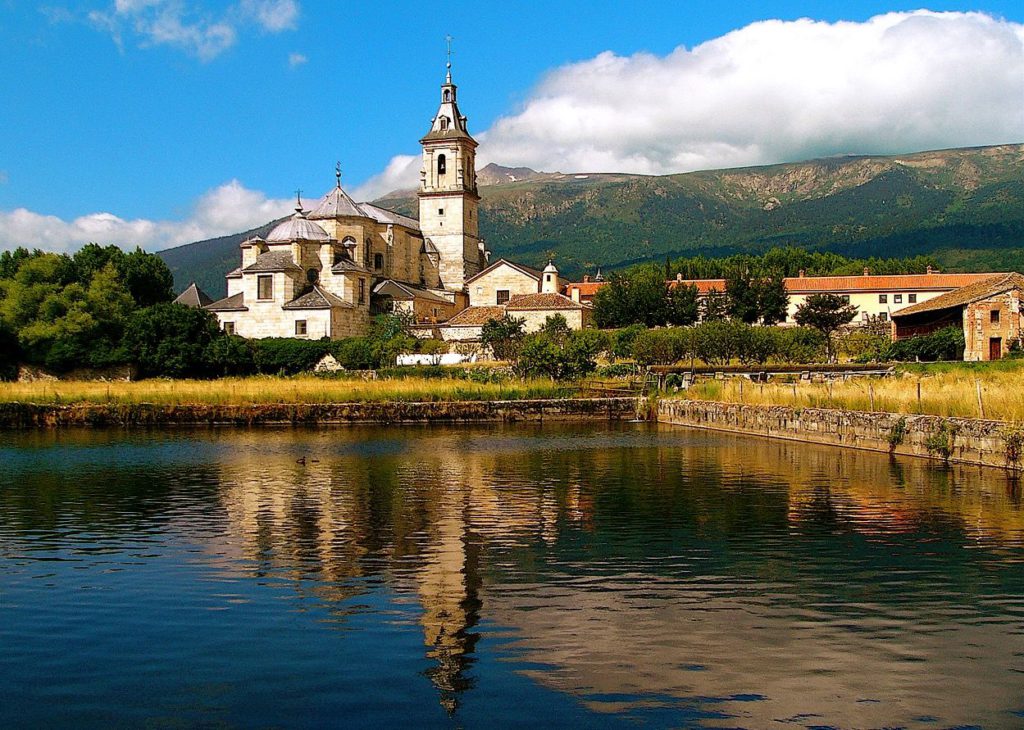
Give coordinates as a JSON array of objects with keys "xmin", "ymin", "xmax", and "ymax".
[{"xmin": 990, "ymin": 337, "xmax": 1002, "ymax": 361}]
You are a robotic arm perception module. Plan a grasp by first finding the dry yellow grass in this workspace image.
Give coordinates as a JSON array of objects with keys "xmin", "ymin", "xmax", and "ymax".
[
  {"xmin": 0, "ymin": 375, "xmax": 572, "ymax": 406},
  {"xmin": 686, "ymin": 365, "xmax": 1024, "ymax": 421}
]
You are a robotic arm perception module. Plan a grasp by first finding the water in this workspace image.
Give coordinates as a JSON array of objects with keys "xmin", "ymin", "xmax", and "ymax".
[{"xmin": 2, "ymin": 423, "xmax": 1024, "ymax": 729}]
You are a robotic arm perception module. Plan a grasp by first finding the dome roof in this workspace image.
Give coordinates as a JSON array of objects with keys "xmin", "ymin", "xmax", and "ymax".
[
  {"xmin": 266, "ymin": 207, "xmax": 331, "ymax": 243},
  {"xmin": 543, "ymin": 260, "xmax": 558, "ymax": 274},
  {"xmin": 308, "ymin": 184, "xmax": 365, "ymax": 220}
]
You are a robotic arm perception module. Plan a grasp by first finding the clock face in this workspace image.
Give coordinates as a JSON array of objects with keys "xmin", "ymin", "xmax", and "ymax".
[{"xmin": 307, "ymin": 268, "xmax": 319, "ymax": 284}]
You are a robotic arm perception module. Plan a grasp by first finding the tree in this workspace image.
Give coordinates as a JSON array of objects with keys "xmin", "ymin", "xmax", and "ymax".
[
  {"xmin": 725, "ymin": 271, "xmax": 760, "ymax": 323},
  {"xmin": 755, "ymin": 276, "xmax": 789, "ymax": 326},
  {"xmin": 538, "ymin": 313, "xmax": 572, "ymax": 341},
  {"xmin": 0, "ymin": 320, "xmax": 20, "ymax": 380},
  {"xmin": 516, "ymin": 330, "xmax": 600, "ymax": 381},
  {"xmin": 666, "ymin": 283, "xmax": 699, "ymax": 326},
  {"xmin": 700, "ymin": 288, "xmax": 728, "ymax": 321},
  {"xmin": 592, "ymin": 268, "xmax": 669, "ymax": 328},
  {"xmin": 793, "ymin": 294, "xmax": 858, "ymax": 362},
  {"xmin": 120, "ymin": 247, "xmax": 174, "ymax": 307},
  {"xmin": 124, "ymin": 302, "xmax": 223, "ymax": 378},
  {"xmin": 481, "ymin": 315, "xmax": 526, "ymax": 361}
]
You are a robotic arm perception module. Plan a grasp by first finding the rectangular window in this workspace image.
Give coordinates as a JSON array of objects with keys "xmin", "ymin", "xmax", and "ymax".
[
  {"xmin": 908, "ymin": 293, "xmax": 917, "ymax": 303},
  {"xmin": 497, "ymin": 289, "xmax": 510, "ymax": 305},
  {"xmin": 991, "ymin": 309, "xmax": 1000, "ymax": 324},
  {"xmin": 295, "ymin": 320, "xmax": 307, "ymax": 336},
  {"xmin": 438, "ymin": 208, "xmax": 445, "ymax": 216},
  {"xmin": 879, "ymin": 312, "xmax": 888, "ymax": 321},
  {"xmin": 257, "ymin": 275, "xmax": 273, "ymax": 300},
  {"xmin": 358, "ymin": 279, "xmax": 366, "ymax": 305},
  {"xmin": 374, "ymin": 253, "xmax": 384, "ymax": 270},
  {"xmin": 879, "ymin": 294, "xmax": 887, "ymax": 304},
  {"xmin": 224, "ymin": 322, "xmax": 235, "ymax": 335},
  {"xmin": 894, "ymin": 294, "xmax": 903, "ymax": 304}
]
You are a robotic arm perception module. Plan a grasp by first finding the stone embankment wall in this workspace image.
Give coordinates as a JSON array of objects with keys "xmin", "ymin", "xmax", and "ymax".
[
  {"xmin": 658, "ymin": 399, "xmax": 1023, "ymax": 470},
  {"xmin": 0, "ymin": 397, "xmax": 637, "ymax": 430}
]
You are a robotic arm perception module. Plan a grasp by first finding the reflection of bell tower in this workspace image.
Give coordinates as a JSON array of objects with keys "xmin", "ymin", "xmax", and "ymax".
[{"xmin": 418, "ymin": 54, "xmax": 483, "ymax": 291}]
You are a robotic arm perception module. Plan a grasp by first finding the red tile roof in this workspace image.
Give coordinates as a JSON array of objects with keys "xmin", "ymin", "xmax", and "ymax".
[
  {"xmin": 444, "ymin": 305, "xmax": 506, "ymax": 326},
  {"xmin": 891, "ymin": 273, "xmax": 1024, "ymax": 317},
  {"xmin": 506, "ymin": 292, "xmax": 586, "ymax": 310}
]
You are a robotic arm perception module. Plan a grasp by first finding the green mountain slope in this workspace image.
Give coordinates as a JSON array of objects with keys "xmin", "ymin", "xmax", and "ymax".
[{"xmin": 160, "ymin": 143, "xmax": 1024, "ymax": 295}]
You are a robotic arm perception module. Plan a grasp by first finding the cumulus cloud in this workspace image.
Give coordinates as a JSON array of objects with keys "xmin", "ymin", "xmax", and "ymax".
[
  {"xmin": 88, "ymin": 0, "xmax": 300, "ymax": 60},
  {"xmin": 288, "ymin": 51, "xmax": 307, "ymax": 68},
  {"xmin": 358, "ymin": 10, "xmax": 1024, "ymax": 197},
  {"xmin": 0, "ymin": 180, "xmax": 295, "ymax": 254}
]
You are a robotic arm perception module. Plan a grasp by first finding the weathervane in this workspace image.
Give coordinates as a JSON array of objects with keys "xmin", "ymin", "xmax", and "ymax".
[
  {"xmin": 294, "ymin": 189, "xmax": 303, "ymax": 210},
  {"xmin": 445, "ymin": 34, "xmax": 454, "ymax": 72},
  {"xmin": 335, "ymin": 161, "xmax": 342, "ymax": 188}
]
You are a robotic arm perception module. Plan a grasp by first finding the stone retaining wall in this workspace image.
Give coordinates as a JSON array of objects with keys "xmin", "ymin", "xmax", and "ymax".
[
  {"xmin": 658, "ymin": 398, "xmax": 1022, "ymax": 470},
  {"xmin": 0, "ymin": 397, "xmax": 638, "ymax": 430}
]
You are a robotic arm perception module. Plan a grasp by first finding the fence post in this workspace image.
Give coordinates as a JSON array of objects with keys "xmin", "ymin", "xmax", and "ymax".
[
  {"xmin": 917, "ymin": 380, "xmax": 922, "ymax": 413},
  {"xmin": 976, "ymin": 379, "xmax": 985, "ymax": 419},
  {"xmin": 869, "ymin": 382, "xmax": 875, "ymax": 413}
]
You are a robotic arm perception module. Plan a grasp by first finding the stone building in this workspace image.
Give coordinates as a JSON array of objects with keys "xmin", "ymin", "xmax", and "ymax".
[
  {"xmin": 202, "ymin": 65, "xmax": 486, "ymax": 339},
  {"xmin": 891, "ymin": 273, "xmax": 1024, "ymax": 360}
]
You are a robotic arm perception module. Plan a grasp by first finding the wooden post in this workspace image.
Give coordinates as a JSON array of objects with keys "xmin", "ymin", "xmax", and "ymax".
[
  {"xmin": 869, "ymin": 382, "xmax": 875, "ymax": 412},
  {"xmin": 976, "ymin": 379, "xmax": 985, "ymax": 419},
  {"xmin": 739, "ymin": 377, "xmax": 744, "ymax": 402},
  {"xmin": 917, "ymin": 380, "xmax": 922, "ymax": 413}
]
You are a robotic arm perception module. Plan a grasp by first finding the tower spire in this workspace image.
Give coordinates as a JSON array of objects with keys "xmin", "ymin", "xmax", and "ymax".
[
  {"xmin": 445, "ymin": 34, "xmax": 454, "ymax": 82},
  {"xmin": 335, "ymin": 161, "xmax": 342, "ymax": 189}
]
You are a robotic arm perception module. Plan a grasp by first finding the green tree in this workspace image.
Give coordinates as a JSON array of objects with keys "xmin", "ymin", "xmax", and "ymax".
[
  {"xmin": 120, "ymin": 247, "xmax": 174, "ymax": 307},
  {"xmin": 666, "ymin": 283, "xmax": 699, "ymax": 326},
  {"xmin": 0, "ymin": 320, "xmax": 20, "ymax": 380},
  {"xmin": 793, "ymin": 294, "xmax": 858, "ymax": 362},
  {"xmin": 725, "ymin": 271, "xmax": 760, "ymax": 323},
  {"xmin": 755, "ymin": 276, "xmax": 789, "ymax": 326},
  {"xmin": 481, "ymin": 315, "xmax": 526, "ymax": 361},
  {"xmin": 700, "ymin": 288, "xmax": 728, "ymax": 321},
  {"xmin": 124, "ymin": 302, "xmax": 223, "ymax": 378},
  {"xmin": 516, "ymin": 330, "xmax": 600, "ymax": 381}
]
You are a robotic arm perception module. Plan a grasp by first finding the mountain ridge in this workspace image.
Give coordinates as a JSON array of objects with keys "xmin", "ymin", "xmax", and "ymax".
[{"xmin": 159, "ymin": 143, "xmax": 1024, "ymax": 297}]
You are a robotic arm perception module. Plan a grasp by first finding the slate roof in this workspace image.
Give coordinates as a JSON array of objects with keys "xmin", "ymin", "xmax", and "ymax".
[
  {"xmin": 308, "ymin": 184, "xmax": 364, "ymax": 220},
  {"xmin": 173, "ymin": 282, "xmax": 213, "ymax": 308},
  {"xmin": 242, "ymin": 251, "xmax": 304, "ymax": 274},
  {"xmin": 283, "ymin": 285, "xmax": 352, "ymax": 310},
  {"xmin": 444, "ymin": 306, "xmax": 506, "ymax": 326},
  {"xmin": 373, "ymin": 279, "xmax": 451, "ymax": 304},
  {"xmin": 205, "ymin": 292, "xmax": 248, "ymax": 312},
  {"xmin": 331, "ymin": 258, "xmax": 372, "ymax": 274},
  {"xmin": 506, "ymin": 293, "xmax": 586, "ymax": 311},
  {"xmin": 358, "ymin": 202, "xmax": 420, "ymax": 230},
  {"xmin": 891, "ymin": 273, "xmax": 1024, "ymax": 318},
  {"xmin": 226, "ymin": 267, "xmax": 242, "ymax": 279},
  {"xmin": 266, "ymin": 210, "xmax": 331, "ymax": 243}
]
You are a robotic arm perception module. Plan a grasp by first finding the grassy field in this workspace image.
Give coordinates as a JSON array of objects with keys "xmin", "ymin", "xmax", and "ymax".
[
  {"xmin": 0, "ymin": 375, "xmax": 575, "ymax": 406},
  {"xmin": 685, "ymin": 360, "xmax": 1024, "ymax": 421}
]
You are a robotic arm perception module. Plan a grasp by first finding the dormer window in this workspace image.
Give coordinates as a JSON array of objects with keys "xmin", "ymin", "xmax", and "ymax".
[
  {"xmin": 439, "ymin": 116, "xmax": 450, "ymax": 130},
  {"xmin": 438, "ymin": 154, "xmax": 446, "ymax": 175}
]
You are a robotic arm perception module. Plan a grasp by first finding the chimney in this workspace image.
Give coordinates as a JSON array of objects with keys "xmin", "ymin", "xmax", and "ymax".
[
  {"xmin": 926, "ymin": 265, "xmax": 933, "ymax": 275},
  {"xmin": 798, "ymin": 269, "xmax": 805, "ymax": 278},
  {"xmin": 583, "ymin": 275, "xmax": 591, "ymax": 283},
  {"xmin": 863, "ymin": 267, "xmax": 870, "ymax": 276},
  {"xmin": 676, "ymin": 273, "xmax": 683, "ymax": 282}
]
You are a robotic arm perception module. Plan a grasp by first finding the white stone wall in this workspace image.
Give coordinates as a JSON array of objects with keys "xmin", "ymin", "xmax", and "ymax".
[
  {"xmin": 469, "ymin": 264, "xmax": 539, "ymax": 306},
  {"xmin": 510, "ymin": 308, "xmax": 587, "ymax": 333},
  {"xmin": 786, "ymin": 289, "xmax": 954, "ymax": 324}
]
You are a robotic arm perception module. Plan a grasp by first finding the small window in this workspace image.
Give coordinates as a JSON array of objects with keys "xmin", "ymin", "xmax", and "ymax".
[
  {"xmin": 438, "ymin": 207, "xmax": 445, "ymax": 216},
  {"xmin": 358, "ymin": 279, "xmax": 366, "ymax": 305},
  {"xmin": 841, "ymin": 295, "xmax": 850, "ymax": 303},
  {"xmin": 439, "ymin": 116, "xmax": 449, "ymax": 130},
  {"xmin": 257, "ymin": 275, "xmax": 273, "ymax": 300},
  {"xmin": 879, "ymin": 312, "xmax": 888, "ymax": 321},
  {"xmin": 894, "ymin": 294, "xmax": 903, "ymax": 304},
  {"xmin": 991, "ymin": 309, "xmax": 1000, "ymax": 324},
  {"xmin": 438, "ymin": 154, "xmax": 446, "ymax": 175},
  {"xmin": 224, "ymin": 322, "xmax": 235, "ymax": 335},
  {"xmin": 879, "ymin": 294, "xmax": 887, "ymax": 304},
  {"xmin": 374, "ymin": 253, "xmax": 384, "ymax": 270},
  {"xmin": 908, "ymin": 293, "xmax": 917, "ymax": 303},
  {"xmin": 497, "ymin": 289, "xmax": 510, "ymax": 305},
  {"xmin": 295, "ymin": 320, "xmax": 307, "ymax": 336}
]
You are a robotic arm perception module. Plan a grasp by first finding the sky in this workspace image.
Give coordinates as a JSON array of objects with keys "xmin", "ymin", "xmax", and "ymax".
[{"xmin": 0, "ymin": 0, "xmax": 1022, "ymax": 254}]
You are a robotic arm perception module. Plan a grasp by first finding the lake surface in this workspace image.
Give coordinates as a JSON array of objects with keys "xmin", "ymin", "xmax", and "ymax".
[{"xmin": 2, "ymin": 423, "xmax": 1024, "ymax": 729}]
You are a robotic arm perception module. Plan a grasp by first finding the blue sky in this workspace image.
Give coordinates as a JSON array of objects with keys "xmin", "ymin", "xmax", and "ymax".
[{"xmin": 1, "ymin": 1, "xmax": 1022, "ymax": 252}]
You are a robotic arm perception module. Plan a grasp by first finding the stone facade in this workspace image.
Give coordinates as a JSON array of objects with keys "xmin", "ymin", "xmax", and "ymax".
[{"xmin": 963, "ymin": 290, "xmax": 1022, "ymax": 361}]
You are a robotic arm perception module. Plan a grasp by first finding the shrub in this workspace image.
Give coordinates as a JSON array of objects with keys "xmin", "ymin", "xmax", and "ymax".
[
  {"xmin": 124, "ymin": 302, "xmax": 223, "ymax": 378},
  {"xmin": 884, "ymin": 326, "xmax": 964, "ymax": 362},
  {"xmin": 611, "ymin": 324, "xmax": 646, "ymax": 360},
  {"xmin": 252, "ymin": 338, "xmax": 330, "ymax": 375},
  {"xmin": 631, "ymin": 328, "xmax": 688, "ymax": 366},
  {"xmin": 481, "ymin": 315, "xmax": 526, "ymax": 361},
  {"xmin": 330, "ymin": 337, "xmax": 376, "ymax": 370},
  {"xmin": 516, "ymin": 330, "xmax": 600, "ymax": 381},
  {"xmin": 693, "ymin": 320, "xmax": 739, "ymax": 366},
  {"xmin": 775, "ymin": 327, "xmax": 826, "ymax": 364},
  {"xmin": 734, "ymin": 324, "xmax": 778, "ymax": 365},
  {"xmin": 205, "ymin": 335, "xmax": 256, "ymax": 377}
]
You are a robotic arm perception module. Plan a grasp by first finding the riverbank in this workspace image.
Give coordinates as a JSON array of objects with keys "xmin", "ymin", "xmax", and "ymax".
[
  {"xmin": 686, "ymin": 359, "xmax": 1024, "ymax": 421},
  {"xmin": 658, "ymin": 398, "xmax": 1023, "ymax": 469},
  {"xmin": 0, "ymin": 397, "xmax": 638, "ymax": 429}
]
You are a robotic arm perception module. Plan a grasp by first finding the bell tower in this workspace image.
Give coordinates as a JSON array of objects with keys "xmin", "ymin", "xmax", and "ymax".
[{"xmin": 418, "ymin": 53, "xmax": 482, "ymax": 291}]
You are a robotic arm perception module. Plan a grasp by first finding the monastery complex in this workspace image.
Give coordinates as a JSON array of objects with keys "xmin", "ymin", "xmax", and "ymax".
[{"xmin": 175, "ymin": 66, "xmax": 1021, "ymax": 362}]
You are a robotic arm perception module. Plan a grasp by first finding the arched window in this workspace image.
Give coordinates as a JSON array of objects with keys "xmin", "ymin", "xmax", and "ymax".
[
  {"xmin": 439, "ymin": 116, "xmax": 449, "ymax": 131},
  {"xmin": 443, "ymin": 89, "xmax": 451, "ymax": 102},
  {"xmin": 364, "ymin": 238, "xmax": 371, "ymax": 265},
  {"xmin": 437, "ymin": 154, "xmax": 446, "ymax": 175}
]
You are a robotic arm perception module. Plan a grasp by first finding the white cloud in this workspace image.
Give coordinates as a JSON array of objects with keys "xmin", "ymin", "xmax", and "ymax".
[
  {"xmin": 361, "ymin": 10, "xmax": 1024, "ymax": 196},
  {"xmin": 0, "ymin": 180, "xmax": 295, "ymax": 254},
  {"xmin": 88, "ymin": 0, "xmax": 300, "ymax": 61},
  {"xmin": 239, "ymin": 0, "xmax": 299, "ymax": 32},
  {"xmin": 288, "ymin": 51, "xmax": 307, "ymax": 68},
  {"xmin": 352, "ymin": 154, "xmax": 420, "ymax": 201}
]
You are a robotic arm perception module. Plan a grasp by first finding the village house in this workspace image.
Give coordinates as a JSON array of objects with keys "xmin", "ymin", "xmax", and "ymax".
[{"xmin": 890, "ymin": 273, "xmax": 1024, "ymax": 361}]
